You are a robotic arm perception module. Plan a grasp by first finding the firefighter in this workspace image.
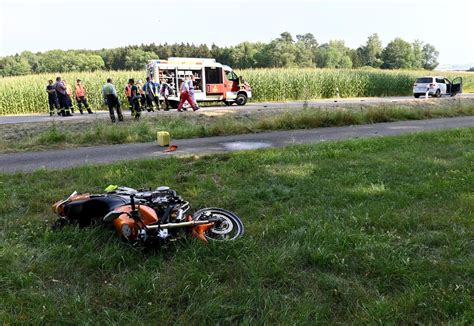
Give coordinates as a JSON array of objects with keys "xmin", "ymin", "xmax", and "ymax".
[
  {"xmin": 75, "ymin": 79, "xmax": 93, "ymax": 114},
  {"xmin": 102, "ymin": 78, "xmax": 123, "ymax": 123},
  {"xmin": 177, "ymin": 75, "xmax": 199, "ymax": 112},
  {"xmin": 46, "ymin": 79, "xmax": 59, "ymax": 116},
  {"xmin": 54, "ymin": 77, "xmax": 71, "ymax": 116},
  {"xmin": 125, "ymin": 79, "xmax": 133, "ymax": 111},
  {"xmin": 136, "ymin": 79, "xmax": 147, "ymax": 111},
  {"xmin": 143, "ymin": 77, "xmax": 160, "ymax": 111},
  {"xmin": 160, "ymin": 78, "xmax": 171, "ymax": 111},
  {"xmin": 129, "ymin": 79, "xmax": 141, "ymax": 120},
  {"xmin": 63, "ymin": 79, "xmax": 74, "ymax": 114}
]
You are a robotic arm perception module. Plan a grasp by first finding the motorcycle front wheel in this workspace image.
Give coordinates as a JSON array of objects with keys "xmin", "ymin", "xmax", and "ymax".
[{"xmin": 192, "ymin": 208, "xmax": 244, "ymax": 241}]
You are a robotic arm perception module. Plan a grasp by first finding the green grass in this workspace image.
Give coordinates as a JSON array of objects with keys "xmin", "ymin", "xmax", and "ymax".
[
  {"xmin": 1, "ymin": 128, "xmax": 473, "ymax": 324},
  {"xmin": 1, "ymin": 100, "xmax": 474, "ymax": 153}
]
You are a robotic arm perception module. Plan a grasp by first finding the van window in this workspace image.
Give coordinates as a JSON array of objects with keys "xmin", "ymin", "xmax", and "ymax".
[
  {"xmin": 416, "ymin": 77, "xmax": 433, "ymax": 83},
  {"xmin": 226, "ymin": 70, "xmax": 238, "ymax": 82},
  {"xmin": 205, "ymin": 67, "xmax": 223, "ymax": 84},
  {"xmin": 436, "ymin": 78, "xmax": 445, "ymax": 83}
]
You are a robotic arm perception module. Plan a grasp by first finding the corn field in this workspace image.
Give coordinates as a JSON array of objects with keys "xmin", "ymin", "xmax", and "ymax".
[{"xmin": 1, "ymin": 69, "xmax": 473, "ymax": 115}]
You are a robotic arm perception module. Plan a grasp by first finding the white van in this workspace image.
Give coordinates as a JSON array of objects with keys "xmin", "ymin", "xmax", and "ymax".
[{"xmin": 413, "ymin": 76, "xmax": 462, "ymax": 98}]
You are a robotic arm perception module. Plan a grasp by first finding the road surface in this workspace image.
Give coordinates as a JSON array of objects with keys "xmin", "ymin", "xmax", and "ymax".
[
  {"xmin": 1, "ymin": 94, "xmax": 473, "ymax": 125},
  {"xmin": 0, "ymin": 116, "xmax": 473, "ymax": 173}
]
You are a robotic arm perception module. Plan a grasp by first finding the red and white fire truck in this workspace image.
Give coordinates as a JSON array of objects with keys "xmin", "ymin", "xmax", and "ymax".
[{"xmin": 146, "ymin": 57, "xmax": 252, "ymax": 107}]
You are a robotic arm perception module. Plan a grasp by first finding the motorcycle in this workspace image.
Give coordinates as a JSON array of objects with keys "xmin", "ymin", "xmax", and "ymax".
[{"xmin": 52, "ymin": 185, "xmax": 244, "ymax": 245}]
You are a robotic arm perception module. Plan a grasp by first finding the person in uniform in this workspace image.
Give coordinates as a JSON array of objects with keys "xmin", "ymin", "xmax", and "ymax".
[
  {"xmin": 102, "ymin": 78, "xmax": 123, "ymax": 123},
  {"xmin": 130, "ymin": 79, "xmax": 141, "ymax": 120},
  {"xmin": 63, "ymin": 79, "xmax": 74, "ymax": 114},
  {"xmin": 54, "ymin": 77, "xmax": 72, "ymax": 116},
  {"xmin": 46, "ymin": 79, "xmax": 59, "ymax": 116},
  {"xmin": 159, "ymin": 78, "xmax": 171, "ymax": 111},
  {"xmin": 75, "ymin": 79, "xmax": 93, "ymax": 114}
]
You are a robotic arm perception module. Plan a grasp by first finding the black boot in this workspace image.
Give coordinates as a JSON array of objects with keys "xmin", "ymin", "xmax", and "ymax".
[
  {"xmin": 87, "ymin": 108, "xmax": 93, "ymax": 114},
  {"xmin": 110, "ymin": 115, "xmax": 116, "ymax": 123},
  {"xmin": 79, "ymin": 109, "xmax": 84, "ymax": 114},
  {"xmin": 118, "ymin": 114, "xmax": 124, "ymax": 122}
]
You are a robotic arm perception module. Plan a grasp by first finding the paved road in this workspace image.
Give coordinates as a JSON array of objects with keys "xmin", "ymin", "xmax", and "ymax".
[
  {"xmin": 1, "ymin": 94, "xmax": 473, "ymax": 125},
  {"xmin": 1, "ymin": 116, "xmax": 473, "ymax": 173}
]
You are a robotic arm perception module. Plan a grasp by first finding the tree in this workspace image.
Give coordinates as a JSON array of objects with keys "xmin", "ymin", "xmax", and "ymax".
[
  {"xmin": 296, "ymin": 33, "xmax": 318, "ymax": 50},
  {"xmin": 124, "ymin": 49, "xmax": 156, "ymax": 70},
  {"xmin": 266, "ymin": 32, "xmax": 298, "ymax": 67},
  {"xmin": 412, "ymin": 40, "xmax": 424, "ymax": 69},
  {"xmin": 315, "ymin": 41, "xmax": 352, "ymax": 68},
  {"xmin": 381, "ymin": 38, "xmax": 414, "ymax": 69},
  {"xmin": 0, "ymin": 32, "xmax": 443, "ymax": 76},
  {"xmin": 358, "ymin": 33, "xmax": 383, "ymax": 68},
  {"xmin": 20, "ymin": 51, "xmax": 40, "ymax": 73},
  {"xmin": 295, "ymin": 33, "xmax": 317, "ymax": 67},
  {"xmin": 230, "ymin": 42, "xmax": 259, "ymax": 68},
  {"xmin": 349, "ymin": 48, "xmax": 364, "ymax": 68},
  {"xmin": 421, "ymin": 44, "xmax": 439, "ymax": 70}
]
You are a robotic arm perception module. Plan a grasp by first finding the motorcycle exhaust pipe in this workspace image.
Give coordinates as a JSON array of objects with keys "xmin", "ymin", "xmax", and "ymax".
[{"xmin": 146, "ymin": 220, "xmax": 213, "ymax": 230}]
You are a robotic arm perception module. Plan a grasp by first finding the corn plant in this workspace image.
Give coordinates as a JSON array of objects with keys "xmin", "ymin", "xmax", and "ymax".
[{"xmin": 1, "ymin": 69, "xmax": 473, "ymax": 115}]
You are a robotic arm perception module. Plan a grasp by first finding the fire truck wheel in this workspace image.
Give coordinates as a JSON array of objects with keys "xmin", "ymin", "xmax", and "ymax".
[{"xmin": 235, "ymin": 93, "xmax": 247, "ymax": 106}]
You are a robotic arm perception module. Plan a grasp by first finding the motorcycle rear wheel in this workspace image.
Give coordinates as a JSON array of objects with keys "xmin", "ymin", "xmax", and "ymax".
[{"xmin": 192, "ymin": 208, "xmax": 244, "ymax": 241}]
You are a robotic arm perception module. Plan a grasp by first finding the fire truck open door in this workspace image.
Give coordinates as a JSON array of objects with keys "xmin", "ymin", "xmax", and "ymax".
[{"xmin": 205, "ymin": 67, "xmax": 224, "ymax": 94}]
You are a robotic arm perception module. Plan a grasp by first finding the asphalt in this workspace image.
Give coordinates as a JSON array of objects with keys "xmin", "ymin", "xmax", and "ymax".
[
  {"xmin": 1, "ymin": 116, "xmax": 473, "ymax": 173},
  {"xmin": 1, "ymin": 93, "xmax": 473, "ymax": 125}
]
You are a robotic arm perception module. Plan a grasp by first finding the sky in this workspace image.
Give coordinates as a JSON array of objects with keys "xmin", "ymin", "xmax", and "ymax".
[{"xmin": 1, "ymin": 0, "xmax": 473, "ymax": 66}]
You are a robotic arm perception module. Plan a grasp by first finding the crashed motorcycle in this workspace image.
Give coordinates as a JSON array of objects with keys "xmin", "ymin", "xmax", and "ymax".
[{"xmin": 52, "ymin": 186, "xmax": 244, "ymax": 245}]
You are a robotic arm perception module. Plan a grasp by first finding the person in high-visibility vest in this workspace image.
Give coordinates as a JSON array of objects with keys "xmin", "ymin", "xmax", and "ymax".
[
  {"xmin": 177, "ymin": 75, "xmax": 199, "ymax": 112},
  {"xmin": 75, "ymin": 79, "xmax": 93, "ymax": 114},
  {"xmin": 102, "ymin": 78, "xmax": 123, "ymax": 123},
  {"xmin": 128, "ymin": 78, "xmax": 141, "ymax": 120},
  {"xmin": 125, "ymin": 79, "xmax": 133, "ymax": 111}
]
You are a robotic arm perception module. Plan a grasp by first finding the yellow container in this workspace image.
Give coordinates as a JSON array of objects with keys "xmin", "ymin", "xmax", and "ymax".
[{"xmin": 157, "ymin": 131, "xmax": 170, "ymax": 147}]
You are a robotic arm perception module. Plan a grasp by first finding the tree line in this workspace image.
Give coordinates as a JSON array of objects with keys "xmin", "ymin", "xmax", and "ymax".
[{"xmin": 0, "ymin": 32, "xmax": 439, "ymax": 77}]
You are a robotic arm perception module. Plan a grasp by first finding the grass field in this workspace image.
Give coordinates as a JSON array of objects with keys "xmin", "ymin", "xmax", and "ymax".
[
  {"xmin": 1, "ymin": 68, "xmax": 473, "ymax": 115},
  {"xmin": 1, "ymin": 128, "xmax": 473, "ymax": 324}
]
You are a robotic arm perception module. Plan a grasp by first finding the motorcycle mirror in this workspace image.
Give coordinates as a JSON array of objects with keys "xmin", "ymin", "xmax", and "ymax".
[{"xmin": 103, "ymin": 210, "xmax": 123, "ymax": 223}]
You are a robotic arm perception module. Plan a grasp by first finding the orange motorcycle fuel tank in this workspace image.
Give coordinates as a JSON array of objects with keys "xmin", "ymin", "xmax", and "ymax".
[
  {"xmin": 113, "ymin": 205, "xmax": 159, "ymax": 240},
  {"xmin": 52, "ymin": 193, "xmax": 91, "ymax": 216}
]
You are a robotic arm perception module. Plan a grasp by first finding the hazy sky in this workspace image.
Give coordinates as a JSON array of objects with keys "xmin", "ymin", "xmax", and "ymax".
[{"xmin": 1, "ymin": 0, "xmax": 473, "ymax": 65}]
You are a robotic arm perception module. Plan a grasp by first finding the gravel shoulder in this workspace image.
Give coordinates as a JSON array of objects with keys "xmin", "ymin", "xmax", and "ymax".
[{"xmin": 1, "ymin": 95, "xmax": 473, "ymax": 144}]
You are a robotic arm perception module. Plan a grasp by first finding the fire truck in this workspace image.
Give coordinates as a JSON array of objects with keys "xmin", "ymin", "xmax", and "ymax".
[{"xmin": 146, "ymin": 57, "xmax": 252, "ymax": 107}]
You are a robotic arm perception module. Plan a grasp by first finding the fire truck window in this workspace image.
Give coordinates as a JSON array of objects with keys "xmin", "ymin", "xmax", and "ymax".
[
  {"xmin": 205, "ymin": 67, "xmax": 223, "ymax": 84},
  {"xmin": 226, "ymin": 71, "xmax": 238, "ymax": 81}
]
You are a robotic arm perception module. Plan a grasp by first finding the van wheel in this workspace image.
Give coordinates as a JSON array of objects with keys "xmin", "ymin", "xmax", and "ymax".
[
  {"xmin": 235, "ymin": 93, "xmax": 247, "ymax": 106},
  {"xmin": 414, "ymin": 94, "xmax": 420, "ymax": 98},
  {"xmin": 435, "ymin": 89, "xmax": 441, "ymax": 98}
]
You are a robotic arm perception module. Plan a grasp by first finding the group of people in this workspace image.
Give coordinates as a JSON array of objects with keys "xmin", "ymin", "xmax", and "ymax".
[
  {"xmin": 47, "ymin": 74, "xmax": 201, "ymax": 123},
  {"xmin": 46, "ymin": 77, "xmax": 92, "ymax": 116}
]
